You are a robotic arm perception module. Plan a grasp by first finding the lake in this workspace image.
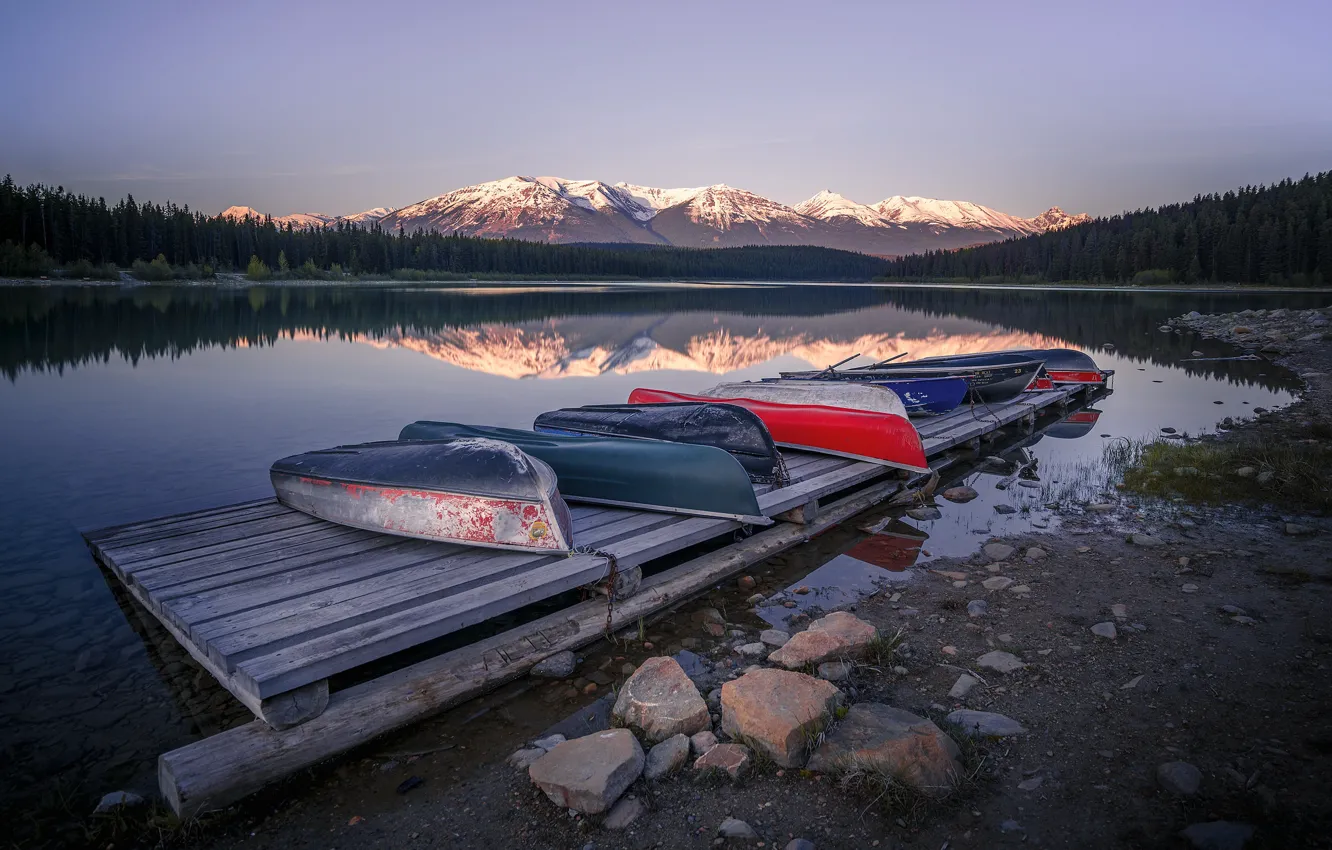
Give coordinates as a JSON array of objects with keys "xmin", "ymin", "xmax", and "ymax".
[{"xmin": 0, "ymin": 281, "xmax": 1321, "ymax": 834}]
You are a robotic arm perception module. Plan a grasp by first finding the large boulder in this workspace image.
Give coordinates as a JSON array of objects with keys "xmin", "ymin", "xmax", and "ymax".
[
  {"xmin": 612, "ymin": 656, "xmax": 709, "ymax": 742},
  {"xmin": 807, "ymin": 704, "xmax": 962, "ymax": 795},
  {"xmin": 529, "ymin": 729, "xmax": 644, "ymax": 814},
  {"xmin": 768, "ymin": 612, "xmax": 877, "ymax": 669},
  {"xmin": 721, "ymin": 668, "xmax": 841, "ymax": 767}
]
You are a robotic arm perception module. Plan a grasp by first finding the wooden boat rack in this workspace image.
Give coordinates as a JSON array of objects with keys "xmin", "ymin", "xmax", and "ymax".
[{"xmin": 84, "ymin": 384, "xmax": 1103, "ymax": 815}]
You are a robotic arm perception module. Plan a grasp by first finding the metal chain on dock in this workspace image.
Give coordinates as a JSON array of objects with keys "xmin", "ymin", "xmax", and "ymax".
[
  {"xmin": 773, "ymin": 451, "xmax": 791, "ymax": 487},
  {"xmin": 573, "ymin": 546, "xmax": 620, "ymax": 638}
]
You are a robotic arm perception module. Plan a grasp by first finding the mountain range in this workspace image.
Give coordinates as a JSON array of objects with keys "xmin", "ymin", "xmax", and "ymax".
[{"xmin": 222, "ymin": 176, "xmax": 1090, "ymax": 257}]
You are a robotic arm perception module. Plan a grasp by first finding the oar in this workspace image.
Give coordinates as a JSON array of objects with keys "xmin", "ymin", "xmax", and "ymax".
[
  {"xmin": 864, "ymin": 352, "xmax": 909, "ymax": 369},
  {"xmin": 820, "ymin": 353, "xmax": 861, "ymax": 376}
]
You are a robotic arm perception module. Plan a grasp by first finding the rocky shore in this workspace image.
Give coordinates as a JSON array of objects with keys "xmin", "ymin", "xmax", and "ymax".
[{"xmin": 93, "ymin": 305, "xmax": 1332, "ymax": 850}]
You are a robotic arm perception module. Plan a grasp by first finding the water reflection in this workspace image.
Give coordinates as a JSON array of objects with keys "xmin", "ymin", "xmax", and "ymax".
[{"xmin": 0, "ymin": 281, "xmax": 1318, "ymax": 841}]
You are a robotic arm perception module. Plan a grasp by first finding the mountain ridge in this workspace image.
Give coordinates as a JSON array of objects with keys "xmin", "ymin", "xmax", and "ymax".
[{"xmin": 223, "ymin": 176, "xmax": 1089, "ymax": 257}]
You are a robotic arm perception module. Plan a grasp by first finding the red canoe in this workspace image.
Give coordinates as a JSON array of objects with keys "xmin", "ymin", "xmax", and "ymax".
[{"xmin": 629, "ymin": 388, "xmax": 930, "ymax": 474}]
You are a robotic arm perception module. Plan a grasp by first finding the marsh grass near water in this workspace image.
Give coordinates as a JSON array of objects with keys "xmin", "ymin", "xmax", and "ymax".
[{"xmin": 1120, "ymin": 427, "xmax": 1332, "ymax": 512}]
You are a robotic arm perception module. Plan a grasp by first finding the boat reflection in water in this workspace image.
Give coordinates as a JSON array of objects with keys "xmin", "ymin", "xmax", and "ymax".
[
  {"xmin": 753, "ymin": 519, "xmax": 926, "ymax": 627},
  {"xmin": 1046, "ymin": 408, "xmax": 1102, "ymax": 439}
]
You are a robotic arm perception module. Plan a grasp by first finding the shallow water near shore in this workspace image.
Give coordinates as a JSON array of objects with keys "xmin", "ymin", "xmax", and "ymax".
[{"xmin": 0, "ymin": 282, "xmax": 1320, "ymax": 835}]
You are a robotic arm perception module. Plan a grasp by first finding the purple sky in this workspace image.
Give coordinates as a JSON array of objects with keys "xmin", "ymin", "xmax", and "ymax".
[{"xmin": 2, "ymin": 0, "xmax": 1329, "ymax": 218}]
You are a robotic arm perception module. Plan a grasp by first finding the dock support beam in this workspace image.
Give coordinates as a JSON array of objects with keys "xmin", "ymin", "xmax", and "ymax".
[{"xmin": 774, "ymin": 498, "xmax": 819, "ymax": 525}]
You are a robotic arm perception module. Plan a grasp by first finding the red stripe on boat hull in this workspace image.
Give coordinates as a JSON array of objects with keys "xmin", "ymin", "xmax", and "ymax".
[
  {"xmin": 629, "ymin": 388, "xmax": 930, "ymax": 474},
  {"xmin": 1046, "ymin": 370, "xmax": 1106, "ymax": 384}
]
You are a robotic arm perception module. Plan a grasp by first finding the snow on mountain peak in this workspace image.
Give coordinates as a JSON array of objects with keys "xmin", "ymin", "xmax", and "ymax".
[
  {"xmin": 220, "ymin": 205, "xmax": 268, "ymax": 221},
  {"xmin": 795, "ymin": 191, "xmax": 894, "ymax": 227}
]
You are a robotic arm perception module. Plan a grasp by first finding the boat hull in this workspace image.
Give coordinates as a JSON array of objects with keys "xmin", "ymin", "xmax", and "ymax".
[
  {"xmin": 628, "ymin": 388, "xmax": 930, "ymax": 474},
  {"xmin": 533, "ymin": 402, "xmax": 786, "ymax": 484},
  {"xmin": 783, "ymin": 360, "xmax": 1044, "ymax": 404},
  {"xmin": 271, "ymin": 439, "xmax": 573, "ymax": 553},
  {"xmin": 773, "ymin": 374, "xmax": 968, "ymax": 415},
  {"xmin": 399, "ymin": 422, "xmax": 769, "ymax": 525},
  {"xmin": 933, "ymin": 348, "xmax": 1111, "ymax": 385},
  {"xmin": 698, "ymin": 380, "xmax": 909, "ymax": 420}
]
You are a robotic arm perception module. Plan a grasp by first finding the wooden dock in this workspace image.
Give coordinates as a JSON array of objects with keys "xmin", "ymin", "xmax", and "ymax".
[{"xmin": 84, "ymin": 384, "xmax": 1102, "ymax": 814}]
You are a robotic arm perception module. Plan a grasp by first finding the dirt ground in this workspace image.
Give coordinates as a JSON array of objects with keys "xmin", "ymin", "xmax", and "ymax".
[{"xmin": 131, "ymin": 323, "xmax": 1332, "ymax": 850}]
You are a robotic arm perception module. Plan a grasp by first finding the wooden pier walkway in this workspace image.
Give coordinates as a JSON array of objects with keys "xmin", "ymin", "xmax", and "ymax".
[{"xmin": 84, "ymin": 383, "xmax": 1101, "ymax": 813}]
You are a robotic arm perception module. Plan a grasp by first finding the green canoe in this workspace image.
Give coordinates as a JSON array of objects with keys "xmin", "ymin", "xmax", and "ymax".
[{"xmin": 398, "ymin": 421, "xmax": 770, "ymax": 525}]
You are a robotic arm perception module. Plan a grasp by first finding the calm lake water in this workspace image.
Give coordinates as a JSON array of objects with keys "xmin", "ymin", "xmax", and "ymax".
[{"xmin": 0, "ymin": 281, "xmax": 1324, "ymax": 835}]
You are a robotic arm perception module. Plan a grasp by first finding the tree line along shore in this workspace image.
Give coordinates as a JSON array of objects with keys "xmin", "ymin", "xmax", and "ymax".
[{"xmin": 2, "ymin": 171, "xmax": 1330, "ymax": 286}]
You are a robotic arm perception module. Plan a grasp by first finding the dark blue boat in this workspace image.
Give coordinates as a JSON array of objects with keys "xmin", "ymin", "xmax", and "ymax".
[
  {"xmin": 769, "ymin": 374, "xmax": 969, "ymax": 415},
  {"xmin": 783, "ymin": 354, "xmax": 1044, "ymax": 404}
]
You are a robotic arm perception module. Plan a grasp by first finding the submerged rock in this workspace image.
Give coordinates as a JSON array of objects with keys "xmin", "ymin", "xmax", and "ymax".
[
  {"xmin": 941, "ymin": 486, "xmax": 978, "ymax": 503},
  {"xmin": 531, "ymin": 650, "xmax": 577, "ymax": 679},
  {"xmin": 907, "ymin": 506, "xmax": 942, "ymax": 521}
]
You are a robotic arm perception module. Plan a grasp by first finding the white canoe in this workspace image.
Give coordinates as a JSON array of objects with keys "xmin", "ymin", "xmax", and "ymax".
[{"xmin": 698, "ymin": 380, "xmax": 910, "ymax": 420}]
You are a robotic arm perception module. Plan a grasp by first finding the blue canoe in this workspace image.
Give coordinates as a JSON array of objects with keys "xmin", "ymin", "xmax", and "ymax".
[{"xmin": 768, "ymin": 374, "xmax": 968, "ymax": 415}]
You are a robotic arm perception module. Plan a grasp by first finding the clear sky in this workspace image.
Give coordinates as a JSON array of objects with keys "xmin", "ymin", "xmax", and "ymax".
[{"xmin": 2, "ymin": 0, "xmax": 1329, "ymax": 218}]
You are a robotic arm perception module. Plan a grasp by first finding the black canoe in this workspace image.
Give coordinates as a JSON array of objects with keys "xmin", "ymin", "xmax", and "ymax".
[
  {"xmin": 533, "ymin": 402, "xmax": 788, "ymax": 485},
  {"xmin": 271, "ymin": 438, "xmax": 575, "ymax": 553},
  {"xmin": 400, "ymin": 421, "xmax": 770, "ymax": 524}
]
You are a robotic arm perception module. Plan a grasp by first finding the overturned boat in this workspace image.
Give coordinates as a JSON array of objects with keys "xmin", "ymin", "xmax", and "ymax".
[
  {"xmin": 270, "ymin": 438, "xmax": 574, "ymax": 553},
  {"xmin": 782, "ymin": 353, "xmax": 1044, "ymax": 404},
  {"xmin": 628, "ymin": 387, "xmax": 930, "ymax": 474},
  {"xmin": 772, "ymin": 373, "xmax": 969, "ymax": 415},
  {"xmin": 1000, "ymin": 348, "xmax": 1113, "ymax": 385},
  {"xmin": 697, "ymin": 380, "xmax": 910, "ymax": 419},
  {"xmin": 399, "ymin": 421, "xmax": 769, "ymax": 524},
  {"xmin": 533, "ymin": 402, "xmax": 787, "ymax": 485}
]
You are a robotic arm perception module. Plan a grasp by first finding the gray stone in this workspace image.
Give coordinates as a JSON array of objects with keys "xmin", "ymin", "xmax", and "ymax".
[
  {"xmin": 1179, "ymin": 821, "xmax": 1255, "ymax": 850},
  {"xmin": 1017, "ymin": 776, "xmax": 1044, "ymax": 791},
  {"xmin": 694, "ymin": 742, "xmax": 752, "ymax": 780},
  {"xmin": 1285, "ymin": 522, "xmax": 1316, "ymax": 536},
  {"xmin": 759, "ymin": 628, "xmax": 790, "ymax": 647},
  {"xmin": 1025, "ymin": 546, "xmax": 1048, "ymax": 560},
  {"xmin": 784, "ymin": 841, "xmax": 817, "ymax": 850},
  {"xmin": 1235, "ymin": 466, "xmax": 1256, "ymax": 478},
  {"xmin": 982, "ymin": 576, "xmax": 1013, "ymax": 591},
  {"xmin": 531, "ymin": 650, "xmax": 577, "ymax": 679},
  {"xmin": 975, "ymin": 651, "xmax": 1026, "ymax": 673},
  {"xmin": 1130, "ymin": 533, "xmax": 1165, "ymax": 547},
  {"xmin": 946, "ymin": 709, "xmax": 1026, "ymax": 737},
  {"xmin": 948, "ymin": 674, "xmax": 980, "ymax": 699},
  {"xmin": 644, "ymin": 733, "xmax": 691, "ymax": 780},
  {"xmin": 1090, "ymin": 622, "xmax": 1118, "ymax": 640},
  {"xmin": 806, "ymin": 703, "xmax": 962, "ymax": 794},
  {"xmin": 746, "ymin": 593, "xmax": 766, "ymax": 605},
  {"xmin": 966, "ymin": 599, "xmax": 988, "ymax": 618},
  {"xmin": 718, "ymin": 817, "xmax": 758, "ymax": 840},
  {"xmin": 817, "ymin": 660, "xmax": 853, "ymax": 682},
  {"xmin": 737, "ymin": 642, "xmax": 769, "ymax": 658},
  {"xmin": 1256, "ymin": 470, "xmax": 1275, "ymax": 485},
  {"xmin": 1220, "ymin": 604, "xmax": 1247, "ymax": 616},
  {"xmin": 93, "ymin": 790, "xmax": 144, "ymax": 815},
  {"xmin": 529, "ymin": 729, "xmax": 645, "ymax": 814},
  {"xmin": 603, "ymin": 795, "xmax": 646, "ymax": 830},
  {"xmin": 507, "ymin": 747, "xmax": 546, "ymax": 769},
  {"xmin": 1157, "ymin": 760, "xmax": 1203, "ymax": 796},
  {"xmin": 689, "ymin": 729, "xmax": 718, "ymax": 756},
  {"xmin": 532, "ymin": 734, "xmax": 566, "ymax": 752},
  {"xmin": 907, "ymin": 506, "xmax": 942, "ymax": 521},
  {"xmin": 942, "ymin": 486, "xmax": 979, "ymax": 503},
  {"xmin": 983, "ymin": 543, "xmax": 1015, "ymax": 561},
  {"xmin": 612, "ymin": 656, "xmax": 709, "ymax": 742},
  {"xmin": 994, "ymin": 504, "xmax": 1017, "ymax": 515}
]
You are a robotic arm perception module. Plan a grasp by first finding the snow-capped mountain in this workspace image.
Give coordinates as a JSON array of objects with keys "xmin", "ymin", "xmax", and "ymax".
[
  {"xmin": 222, "ymin": 177, "xmax": 1089, "ymax": 255},
  {"xmin": 335, "ymin": 207, "xmax": 396, "ymax": 226},
  {"xmin": 218, "ymin": 206, "xmax": 337, "ymax": 229}
]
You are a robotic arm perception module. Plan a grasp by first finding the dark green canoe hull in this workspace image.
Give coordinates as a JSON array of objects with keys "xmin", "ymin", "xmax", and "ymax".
[{"xmin": 398, "ymin": 421, "xmax": 770, "ymax": 525}]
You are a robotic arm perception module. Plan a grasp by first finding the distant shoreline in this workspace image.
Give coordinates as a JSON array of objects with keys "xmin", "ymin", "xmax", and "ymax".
[{"xmin": 2, "ymin": 275, "xmax": 1330, "ymax": 294}]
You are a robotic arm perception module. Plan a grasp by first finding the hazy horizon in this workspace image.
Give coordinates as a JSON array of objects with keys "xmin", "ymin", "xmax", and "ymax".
[{"xmin": 3, "ymin": 0, "xmax": 1330, "ymax": 219}]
